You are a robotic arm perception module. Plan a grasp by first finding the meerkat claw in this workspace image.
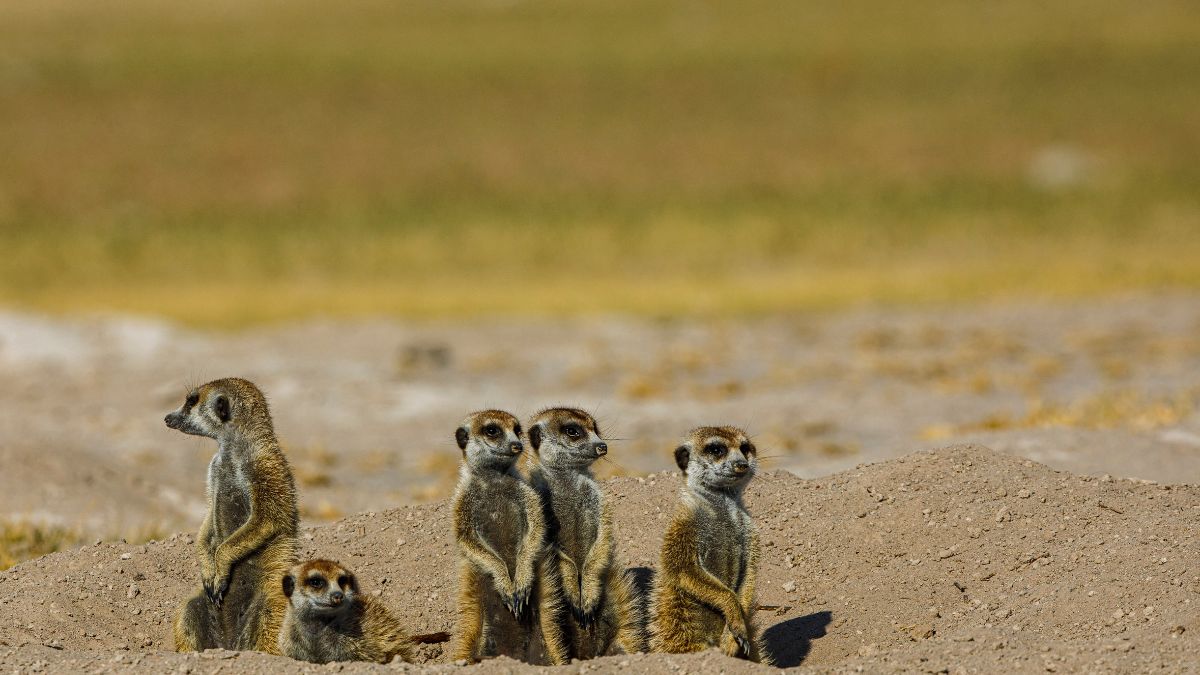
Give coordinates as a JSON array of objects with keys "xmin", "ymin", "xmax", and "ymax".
[{"xmin": 507, "ymin": 588, "xmax": 529, "ymax": 618}]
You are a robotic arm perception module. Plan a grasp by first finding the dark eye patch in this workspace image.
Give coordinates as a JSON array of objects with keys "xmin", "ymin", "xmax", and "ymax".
[
  {"xmin": 740, "ymin": 442, "xmax": 755, "ymax": 455},
  {"xmin": 336, "ymin": 575, "xmax": 350, "ymax": 588},
  {"xmin": 483, "ymin": 423, "xmax": 500, "ymax": 437},
  {"xmin": 513, "ymin": 423, "xmax": 522, "ymax": 436},
  {"xmin": 307, "ymin": 576, "xmax": 325, "ymax": 589},
  {"xmin": 703, "ymin": 442, "xmax": 727, "ymax": 457},
  {"xmin": 563, "ymin": 423, "xmax": 583, "ymax": 438},
  {"xmin": 185, "ymin": 393, "xmax": 199, "ymax": 408},
  {"xmin": 214, "ymin": 396, "xmax": 231, "ymax": 423}
]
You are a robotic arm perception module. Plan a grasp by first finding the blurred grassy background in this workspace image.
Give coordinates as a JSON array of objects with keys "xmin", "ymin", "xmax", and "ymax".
[{"xmin": 1, "ymin": 0, "xmax": 1198, "ymax": 325}]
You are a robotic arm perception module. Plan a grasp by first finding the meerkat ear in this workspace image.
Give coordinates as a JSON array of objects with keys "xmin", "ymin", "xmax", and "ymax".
[
  {"xmin": 282, "ymin": 574, "xmax": 295, "ymax": 598},
  {"xmin": 455, "ymin": 427, "xmax": 469, "ymax": 451},
  {"xmin": 674, "ymin": 444, "xmax": 690, "ymax": 473},
  {"xmin": 529, "ymin": 425, "xmax": 542, "ymax": 451},
  {"xmin": 214, "ymin": 396, "xmax": 231, "ymax": 423}
]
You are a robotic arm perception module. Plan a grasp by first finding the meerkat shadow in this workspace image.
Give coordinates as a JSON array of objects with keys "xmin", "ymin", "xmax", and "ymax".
[{"xmin": 763, "ymin": 610, "xmax": 832, "ymax": 667}]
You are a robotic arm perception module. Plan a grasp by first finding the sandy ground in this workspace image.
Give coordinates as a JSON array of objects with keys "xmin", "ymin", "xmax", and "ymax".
[
  {"xmin": 0, "ymin": 294, "xmax": 1198, "ymax": 671},
  {"xmin": 0, "ymin": 446, "xmax": 1197, "ymax": 673}
]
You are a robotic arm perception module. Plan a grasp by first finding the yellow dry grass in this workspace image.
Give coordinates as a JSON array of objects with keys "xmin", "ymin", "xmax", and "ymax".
[
  {"xmin": 0, "ymin": 521, "xmax": 166, "ymax": 571},
  {"xmin": 0, "ymin": 1, "xmax": 1198, "ymax": 324}
]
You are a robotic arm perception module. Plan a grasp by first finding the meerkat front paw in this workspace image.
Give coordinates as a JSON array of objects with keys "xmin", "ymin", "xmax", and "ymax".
[
  {"xmin": 492, "ymin": 574, "xmax": 526, "ymax": 619},
  {"xmin": 724, "ymin": 611, "xmax": 751, "ymax": 657},
  {"xmin": 506, "ymin": 586, "xmax": 530, "ymax": 619},
  {"xmin": 203, "ymin": 564, "xmax": 231, "ymax": 606},
  {"xmin": 721, "ymin": 626, "xmax": 751, "ymax": 658},
  {"xmin": 573, "ymin": 588, "xmax": 602, "ymax": 629},
  {"xmin": 510, "ymin": 567, "xmax": 536, "ymax": 618}
]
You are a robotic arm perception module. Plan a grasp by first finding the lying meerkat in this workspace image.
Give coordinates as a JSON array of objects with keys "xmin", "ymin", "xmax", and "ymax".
[
  {"xmin": 649, "ymin": 426, "xmax": 769, "ymax": 663},
  {"xmin": 451, "ymin": 410, "xmax": 562, "ymax": 664},
  {"xmin": 278, "ymin": 559, "xmax": 413, "ymax": 664},
  {"xmin": 166, "ymin": 377, "xmax": 298, "ymax": 654},
  {"xmin": 526, "ymin": 407, "xmax": 646, "ymax": 659}
]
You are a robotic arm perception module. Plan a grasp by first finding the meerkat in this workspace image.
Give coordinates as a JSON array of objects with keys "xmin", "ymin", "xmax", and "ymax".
[
  {"xmin": 277, "ymin": 559, "xmax": 413, "ymax": 664},
  {"xmin": 451, "ymin": 410, "xmax": 564, "ymax": 664},
  {"xmin": 526, "ymin": 407, "xmax": 646, "ymax": 660},
  {"xmin": 649, "ymin": 426, "xmax": 769, "ymax": 664},
  {"xmin": 166, "ymin": 377, "xmax": 299, "ymax": 654}
]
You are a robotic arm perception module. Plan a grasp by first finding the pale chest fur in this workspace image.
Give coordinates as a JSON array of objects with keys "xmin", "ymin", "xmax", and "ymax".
[
  {"xmin": 207, "ymin": 443, "xmax": 253, "ymax": 542},
  {"xmin": 696, "ymin": 496, "xmax": 752, "ymax": 592},
  {"xmin": 540, "ymin": 470, "xmax": 601, "ymax": 565},
  {"xmin": 285, "ymin": 611, "xmax": 358, "ymax": 663},
  {"xmin": 462, "ymin": 472, "xmax": 530, "ymax": 565}
]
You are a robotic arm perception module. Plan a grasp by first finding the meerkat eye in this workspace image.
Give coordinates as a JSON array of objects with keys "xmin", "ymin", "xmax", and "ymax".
[
  {"xmin": 185, "ymin": 393, "xmax": 199, "ymax": 408},
  {"xmin": 336, "ymin": 575, "xmax": 350, "ymax": 588},
  {"xmin": 513, "ymin": 423, "xmax": 522, "ymax": 436},
  {"xmin": 307, "ymin": 577, "xmax": 325, "ymax": 589},
  {"xmin": 740, "ymin": 442, "xmax": 755, "ymax": 455},
  {"xmin": 483, "ymin": 424, "xmax": 501, "ymax": 437},
  {"xmin": 704, "ymin": 442, "xmax": 726, "ymax": 457},
  {"xmin": 563, "ymin": 424, "xmax": 583, "ymax": 439}
]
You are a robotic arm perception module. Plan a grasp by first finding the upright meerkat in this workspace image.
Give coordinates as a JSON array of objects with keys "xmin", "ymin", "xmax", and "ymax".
[
  {"xmin": 451, "ymin": 410, "xmax": 562, "ymax": 664},
  {"xmin": 526, "ymin": 407, "xmax": 646, "ymax": 659},
  {"xmin": 649, "ymin": 426, "xmax": 769, "ymax": 663},
  {"xmin": 166, "ymin": 377, "xmax": 299, "ymax": 654},
  {"xmin": 278, "ymin": 559, "xmax": 413, "ymax": 664}
]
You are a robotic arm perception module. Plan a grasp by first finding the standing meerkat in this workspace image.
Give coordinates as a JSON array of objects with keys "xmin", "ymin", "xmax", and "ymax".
[
  {"xmin": 526, "ymin": 407, "xmax": 646, "ymax": 660},
  {"xmin": 166, "ymin": 377, "xmax": 299, "ymax": 654},
  {"xmin": 278, "ymin": 559, "xmax": 414, "ymax": 664},
  {"xmin": 649, "ymin": 426, "xmax": 769, "ymax": 663},
  {"xmin": 451, "ymin": 410, "xmax": 562, "ymax": 664}
]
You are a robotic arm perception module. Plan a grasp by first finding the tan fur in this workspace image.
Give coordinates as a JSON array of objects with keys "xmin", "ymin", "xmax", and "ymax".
[
  {"xmin": 526, "ymin": 408, "xmax": 646, "ymax": 660},
  {"xmin": 167, "ymin": 378, "xmax": 298, "ymax": 654},
  {"xmin": 278, "ymin": 559, "xmax": 413, "ymax": 664},
  {"xmin": 450, "ymin": 410, "xmax": 561, "ymax": 664},
  {"xmin": 649, "ymin": 426, "xmax": 770, "ymax": 664}
]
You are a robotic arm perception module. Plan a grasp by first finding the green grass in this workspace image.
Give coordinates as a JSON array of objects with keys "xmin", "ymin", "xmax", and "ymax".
[{"xmin": 1, "ymin": 0, "xmax": 1198, "ymax": 324}]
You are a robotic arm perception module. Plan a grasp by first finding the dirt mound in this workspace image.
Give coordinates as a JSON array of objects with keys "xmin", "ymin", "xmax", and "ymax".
[{"xmin": 0, "ymin": 445, "xmax": 1196, "ymax": 672}]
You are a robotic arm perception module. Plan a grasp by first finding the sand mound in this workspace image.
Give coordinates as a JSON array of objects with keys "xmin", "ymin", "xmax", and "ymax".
[{"xmin": 1, "ymin": 445, "xmax": 1196, "ymax": 673}]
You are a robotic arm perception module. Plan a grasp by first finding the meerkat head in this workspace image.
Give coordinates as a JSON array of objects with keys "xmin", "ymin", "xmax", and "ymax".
[
  {"xmin": 455, "ymin": 410, "xmax": 524, "ymax": 470},
  {"xmin": 526, "ymin": 407, "xmax": 607, "ymax": 469},
  {"xmin": 282, "ymin": 559, "xmax": 359, "ymax": 618},
  {"xmin": 674, "ymin": 426, "xmax": 758, "ymax": 492},
  {"xmin": 164, "ymin": 377, "xmax": 271, "ymax": 440}
]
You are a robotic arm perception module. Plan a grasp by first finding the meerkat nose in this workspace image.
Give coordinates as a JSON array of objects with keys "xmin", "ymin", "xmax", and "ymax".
[
  {"xmin": 510, "ymin": 442, "xmax": 524, "ymax": 455},
  {"xmin": 733, "ymin": 460, "xmax": 749, "ymax": 474},
  {"xmin": 330, "ymin": 590, "xmax": 344, "ymax": 604},
  {"xmin": 594, "ymin": 442, "xmax": 608, "ymax": 456},
  {"xmin": 164, "ymin": 413, "xmax": 178, "ymax": 429}
]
